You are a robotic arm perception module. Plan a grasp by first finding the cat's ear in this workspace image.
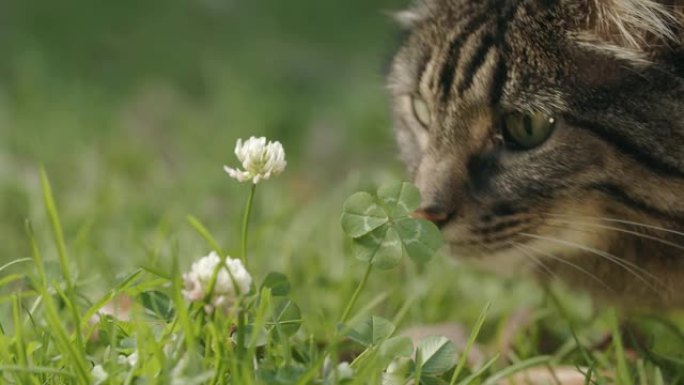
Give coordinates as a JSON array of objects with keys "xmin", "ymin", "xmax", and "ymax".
[
  {"xmin": 573, "ymin": 0, "xmax": 683, "ymax": 64},
  {"xmin": 391, "ymin": 0, "xmax": 438, "ymax": 29}
]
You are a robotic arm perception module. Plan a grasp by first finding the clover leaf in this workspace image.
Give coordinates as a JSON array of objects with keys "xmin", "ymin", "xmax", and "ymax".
[
  {"xmin": 377, "ymin": 181, "xmax": 421, "ymax": 218},
  {"xmin": 416, "ymin": 336, "xmax": 457, "ymax": 376},
  {"xmin": 352, "ymin": 225, "xmax": 404, "ymax": 269},
  {"xmin": 270, "ymin": 298, "xmax": 302, "ymax": 337},
  {"xmin": 341, "ymin": 182, "xmax": 443, "ymax": 269},
  {"xmin": 139, "ymin": 290, "xmax": 175, "ymax": 321},
  {"xmin": 394, "ymin": 218, "xmax": 443, "ymax": 264},
  {"xmin": 378, "ymin": 336, "xmax": 414, "ymax": 364},
  {"xmin": 340, "ymin": 192, "xmax": 388, "ymax": 238},
  {"xmin": 260, "ymin": 272, "xmax": 291, "ymax": 297},
  {"xmin": 344, "ymin": 315, "xmax": 396, "ymax": 347}
]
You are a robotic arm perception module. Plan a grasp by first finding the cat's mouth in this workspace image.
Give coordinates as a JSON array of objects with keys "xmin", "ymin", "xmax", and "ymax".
[
  {"xmin": 439, "ymin": 213, "xmax": 549, "ymax": 276},
  {"xmin": 437, "ymin": 204, "xmax": 608, "ymax": 275},
  {"xmin": 441, "ymin": 210, "xmax": 542, "ymax": 258}
]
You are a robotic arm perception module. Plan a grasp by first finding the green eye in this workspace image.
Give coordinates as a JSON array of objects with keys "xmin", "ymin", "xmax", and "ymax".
[
  {"xmin": 502, "ymin": 112, "xmax": 557, "ymax": 149},
  {"xmin": 411, "ymin": 96, "xmax": 431, "ymax": 128}
]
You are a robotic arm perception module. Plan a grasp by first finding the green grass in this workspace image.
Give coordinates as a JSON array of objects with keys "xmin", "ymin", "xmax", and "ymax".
[
  {"xmin": 2, "ymin": 164, "xmax": 683, "ymax": 384},
  {"xmin": 2, "ymin": 0, "xmax": 684, "ymax": 383}
]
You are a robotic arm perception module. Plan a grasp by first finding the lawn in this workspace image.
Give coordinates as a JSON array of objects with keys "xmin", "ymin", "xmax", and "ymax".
[{"xmin": 1, "ymin": 1, "xmax": 684, "ymax": 384}]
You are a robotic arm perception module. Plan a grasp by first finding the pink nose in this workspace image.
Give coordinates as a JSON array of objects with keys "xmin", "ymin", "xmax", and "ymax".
[{"xmin": 412, "ymin": 206, "xmax": 452, "ymax": 226}]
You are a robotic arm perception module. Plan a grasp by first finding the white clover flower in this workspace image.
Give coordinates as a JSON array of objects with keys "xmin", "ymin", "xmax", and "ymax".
[
  {"xmin": 91, "ymin": 364, "xmax": 108, "ymax": 384},
  {"xmin": 182, "ymin": 251, "xmax": 252, "ymax": 312},
  {"xmin": 323, "ymin": 360, "xmax": 354, "ymax": 384},
  {"xmin": 118, "ymin": 350, "xmax": 138, "ymax": 367},
  {"xmin": 224, "ymin": 136, "xmax": 287, "ymax": 184},
  {"xmin": 334, "ymin": 362, "xmax": 354, "ymax": 381}
]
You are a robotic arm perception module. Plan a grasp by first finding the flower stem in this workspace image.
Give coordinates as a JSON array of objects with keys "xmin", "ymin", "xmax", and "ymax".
[
  {"xmin": 241, "ymin": 183, "xmax": 257, "ymax": 265},
  {"xmin": 235, "ymin": 184, "xmax": 255, "ymax": 365},
  {"xmin": 236, "ymin": 304, "xmax": 247, "ymax": 360},
  {"xmin": 339, "ymin": 263, "xmax": 373, "ymax": 324}
]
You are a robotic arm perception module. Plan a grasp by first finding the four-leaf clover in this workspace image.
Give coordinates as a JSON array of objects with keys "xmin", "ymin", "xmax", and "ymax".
[{"xmin": 341, "ymin": 182, "xmax": 443, "ymax": 269}]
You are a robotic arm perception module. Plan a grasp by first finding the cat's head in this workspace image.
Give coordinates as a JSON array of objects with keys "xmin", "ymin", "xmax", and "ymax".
[{"xmin": 389, "ymin": 0, "xmax": 684, "ymax": 273}]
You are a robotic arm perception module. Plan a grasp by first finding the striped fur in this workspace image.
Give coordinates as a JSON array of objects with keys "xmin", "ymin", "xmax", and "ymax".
[
  {"xmin": 389, "ymin": 0, "xmax": 684, "ymax": 308},
  {"xmin": 586, "ymin": 0, "xmax": 677, "ymax": 46},
  {"xmin": 574, "ymin": 0, "xmax": 681, "ymax": 65}
]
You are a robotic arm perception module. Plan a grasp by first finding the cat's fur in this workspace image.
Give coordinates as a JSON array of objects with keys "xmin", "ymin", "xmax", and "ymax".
[{"xmin": 389, "ymin": 0, "xmax": 684, "ymax": 308}]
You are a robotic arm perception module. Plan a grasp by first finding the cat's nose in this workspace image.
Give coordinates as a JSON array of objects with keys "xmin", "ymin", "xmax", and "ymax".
[{"xmin": 413, "ymin": 206, "xmax": 453, "ymax": 228}]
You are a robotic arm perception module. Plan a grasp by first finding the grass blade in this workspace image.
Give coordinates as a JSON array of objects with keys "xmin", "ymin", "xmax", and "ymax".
[
  {"xmin": 610, "ymin": 308, "xmax": 634, "ymax": 385},
  {"xmin": 171, "ymin": 254, "xmax": 197, "ymax": 355},
  {"xmin": 12, "ymin": 294, "xmax": 40, "ymax": 385},
  {"xmin": 81, "ymin": 269, "xmax": 143, "ymax": 330},
  {"xmin": 456, "ymin": 354, "xmax": 500, "ymax": 385},
  {"xmin": 25, "ymin": 221, "xmax": 47, "ymax": 289},
  {"xmin": 482, "ymin": 355, "xmax": 552, "ymax": 385},
  {"xmin": 39, "ymin": 168, "xmax": 84, "ymax": 347},
  {"xmin": 26, "ymin": 224, "xmax": 90, "ymax": 384},
  {"xmin": 0, "ymin": 274, "xmax": 25, "ymax": 288},
  {"xmin": 0, "ymin": 258, "xmax": 32, "ymax": 273},
  {"xmin": 39, "ymin": 167, "xmax": 74, "ymax": 290},
  {"xmin": 0, "ymin": 365, "xmax": 76, "ymax": 378},
  {"xmin": 187, "ymin": 215, "xmax": 225, "ymax": 256},
  {"xmin": 449, "ymin": 301, "xmax": 491, "ymax": 385}
]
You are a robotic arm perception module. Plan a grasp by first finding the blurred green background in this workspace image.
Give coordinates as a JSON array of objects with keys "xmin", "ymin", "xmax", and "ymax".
[
  {"xmin": 1, "ymin": 0, "xmax": 408, "ymax": 267},
  {"xmin": 4, "ymin": 3, "xmax": 684, "ymax": 378},
  {"xmin": 2, "ymin": 0, "xmax": 552, "ymax": 334}
]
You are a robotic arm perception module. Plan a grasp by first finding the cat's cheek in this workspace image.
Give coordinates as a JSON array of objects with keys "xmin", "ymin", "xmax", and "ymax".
[
  {"xmin": 400, "ymin": 95, "xmax": 430, "ymax": 150},
  {"xmin": 395, "ymin": 128, "xmax": 423, "ymax": 177}
]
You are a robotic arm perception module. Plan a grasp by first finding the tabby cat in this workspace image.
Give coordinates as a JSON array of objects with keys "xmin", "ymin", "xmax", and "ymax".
[{"xmin": 389, "ymin": 0, "xmax": 684, "ymax": 308}]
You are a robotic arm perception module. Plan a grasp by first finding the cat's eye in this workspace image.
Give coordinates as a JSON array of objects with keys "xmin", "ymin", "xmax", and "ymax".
[
  {"xmin": 411, "ymin": 96, "xmax": 431, "ymax": 128},
  {"xmin": 501, "ymin": 112, "xmax": 557, "ymax": 150}
]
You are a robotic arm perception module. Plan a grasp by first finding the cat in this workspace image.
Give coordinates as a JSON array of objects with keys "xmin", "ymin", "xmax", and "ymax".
[{"xmin": 388, "ymin": 0, "xmax": 684, "ymax": 308}]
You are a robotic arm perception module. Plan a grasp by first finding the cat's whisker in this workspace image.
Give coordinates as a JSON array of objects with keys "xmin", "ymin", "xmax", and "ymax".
[
  {"xmin": 518, "ymin": 232, "xmax": 665, "ymax": 294},
  {"xmin": 539, "ymin": 217, "xmax": 684, "ymax": 253},
  {"xmin": 508, "ymin": 242, "xmax": 558, "ymax": 281},
  {"xmin": 540, "ymin": 211, "xmax": 684, "ymax": 238},
  {"xmin": 473, "ymin": 239, "xmax": 513, "ymax": 257},
  {"xmin": 511, "ymin": 241, "xmax": 616, "ymax": 294}
]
